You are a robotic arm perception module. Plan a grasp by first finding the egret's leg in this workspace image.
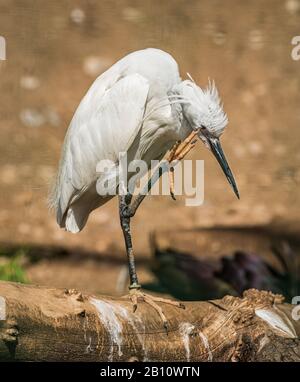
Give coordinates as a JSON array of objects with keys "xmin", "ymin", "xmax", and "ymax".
[
  {"xmin": 119, "ymin": 194, "xmax": 140, "ymax": 289},
  {"xmin": 119, "ymin": 170, "xmax": 185, "ymax": 328},
  {"xmin": 121, "ymin": 161, "xmax": 169, "ymax": 219},
  {"xmin": 119, "ymin": 165, "xmax": 167, "ymax": 291},
  {"xmin": 119, "ymin": 166, "xmax": 166, "ymax": 290},
  {"xmin": 167, "ymin": 131, "xmax": 198, "ymax": 199},
  {"xmin": 168, "ymin": 166, "xmax": 176, "ymax": 200},
  {"xmin": 121, "ymin": 132, "xmax": 197, "ymax": 216}
]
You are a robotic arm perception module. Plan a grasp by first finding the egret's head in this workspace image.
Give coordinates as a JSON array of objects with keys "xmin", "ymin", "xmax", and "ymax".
[{"xmin": 174, "ymin": 78, "xmax": 239, "ymax": 199}]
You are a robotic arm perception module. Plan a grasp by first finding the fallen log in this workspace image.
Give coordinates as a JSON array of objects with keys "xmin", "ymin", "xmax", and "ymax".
[{"xmin": 0, "ymin": 281, "xmax": 299, "ymax": 361}]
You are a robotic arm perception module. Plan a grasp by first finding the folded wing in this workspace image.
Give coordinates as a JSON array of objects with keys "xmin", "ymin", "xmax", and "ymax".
[{"xmin": 50, "ymin": 73, "xmax": 150, "ymax": 232}]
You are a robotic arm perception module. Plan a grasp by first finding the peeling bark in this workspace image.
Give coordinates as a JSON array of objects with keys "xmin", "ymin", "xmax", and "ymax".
[{"xmin": 0, "ymin": 281, "xmax": 299, "ymax": 361}]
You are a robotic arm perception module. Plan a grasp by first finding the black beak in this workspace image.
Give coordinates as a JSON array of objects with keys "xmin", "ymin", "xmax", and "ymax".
[{"xmin": 208, "ymin": 138, "xmax": 240, "ymax": 199}]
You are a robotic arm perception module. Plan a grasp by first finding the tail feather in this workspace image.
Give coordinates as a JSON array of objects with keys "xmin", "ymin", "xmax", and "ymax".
[
  {"xmin": 59, "ymin": 185, "xmax": 113, "ymax": 233},
  {"xmin": 64, "ymin": 206, "xmax": 88, "ymax": 234}
]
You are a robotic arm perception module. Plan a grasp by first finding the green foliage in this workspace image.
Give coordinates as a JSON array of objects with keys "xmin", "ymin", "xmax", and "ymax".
[{"xmin": 0, "ymin": 249, "xmax": 27, "ymax": 283}]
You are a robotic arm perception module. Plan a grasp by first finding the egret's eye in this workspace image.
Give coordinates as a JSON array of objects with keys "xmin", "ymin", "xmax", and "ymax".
[
  {"xmin": 200, "ymin": 125, "xmax": 213, "ymax": 139},
  {"xmin": 200, "ymin": 125, "xmax": 208, "ymax": 134}
]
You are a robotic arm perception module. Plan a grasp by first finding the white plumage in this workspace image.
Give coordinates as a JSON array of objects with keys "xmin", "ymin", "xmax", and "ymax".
[{"xmin": 50, "ymin": 48, "xmax": 231, "ymax": 233}]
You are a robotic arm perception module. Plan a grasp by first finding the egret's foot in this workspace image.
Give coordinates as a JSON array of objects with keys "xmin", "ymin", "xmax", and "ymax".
[
  {"xmin": 124, "ymin": 285, "xmax": 185, "ymax": 332},
  {"xmin": 167, "ymin": 130, "xmax": 198, "ymax": 163},
  {"xmin": 167, "ymin": 131, "xmax": 198, "ymax": 199}
]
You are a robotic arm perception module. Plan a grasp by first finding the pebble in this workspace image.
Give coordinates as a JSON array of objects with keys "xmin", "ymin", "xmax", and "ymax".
[
  {"xmin": 70, "ymin": 8, "xmax": 85, "ymax": 24},
  {"xmin": 20, "ymin": 108, "xmax": 60, "ymax": 128},
  {"xmin": 122, "ymin": 7, "xmax": 144, "ymax": 22},
  {"xmin": 248, "ymin": 141, "xmax": 263, "ymax": 155},
  {"xmin": 83, "ymin": 56, "xmax": 112, "ymax": 77},
  {"xmin": 212, "ymin": 32, "xmax": 226, "ymax": 46},
  {"xmin": 248, "ymin": 30, "xmax": 264, "ymax": 50},
  {"xmin": 285, "ymin": 0, "xmax": 300, "ymax": 14},
  {"xmin": 20, "ymin": 75, "xmax": 40, "ymax": 90},
  {"xmin": 20, "ymin": 108, "xmax": 45, "ymax": 128}
]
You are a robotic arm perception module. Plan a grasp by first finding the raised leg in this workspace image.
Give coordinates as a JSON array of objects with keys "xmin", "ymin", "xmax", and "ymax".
[
  {"xmin": 120, "ymin": 160, "xmax": 169, "ymax": 219},
  {"xmin": 167, "ymin": 130, "xmax": 198, "ymax": 199}
]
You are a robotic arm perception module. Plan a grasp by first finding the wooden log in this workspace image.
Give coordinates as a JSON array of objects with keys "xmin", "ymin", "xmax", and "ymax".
[{"xmin": 0, "ymin": 281, "xmax": 299, "ymax": 361}]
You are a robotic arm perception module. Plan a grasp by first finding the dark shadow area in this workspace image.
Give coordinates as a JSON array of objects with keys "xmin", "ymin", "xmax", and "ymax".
[
  {"xmin": 144, "ymin": 226, "xmax": 300, "ymax": 301},
  {"xmin": 0, "ymin": 225, "xmax": 299, "ymax": 301}
]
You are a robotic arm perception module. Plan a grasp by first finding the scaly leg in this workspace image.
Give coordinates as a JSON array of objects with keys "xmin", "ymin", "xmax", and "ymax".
[
  {"xmin": 167, "ymin": 130, "xmax": 198, "ymax": 199},
  {"xmin": 119, "ymin": 194, "xmax": 139, "ymax": 288},
  {"xmin": 119, "ymin": 174, "xmax": 185, "ymax": 330}
]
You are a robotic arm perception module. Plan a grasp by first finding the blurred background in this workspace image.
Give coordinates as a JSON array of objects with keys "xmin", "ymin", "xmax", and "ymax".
[{"xmin": 0, "ymin": 0, "xmax": 299, "ymax": 300}]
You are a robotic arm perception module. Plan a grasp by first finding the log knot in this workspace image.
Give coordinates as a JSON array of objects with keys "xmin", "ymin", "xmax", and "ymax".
[
  {"xmin": 1, "ymin": 318, "xmax": 18, "ymax": 344},
  {"xmin": 242, "ymin": 289, "xmax": 285, "ymax": 308},
  {"xmin": 232, "ymin": 307, "xmax": 255, "ymax": 325},
  {"xmin": 64, "ymin": 288, "xmax": 85, "ymax": 302},
  {"xmin": 0, "ymin": 318, "xmax": 19, "ymax": 359},
  {"xmin": 220, "ymin": 289, "xmax": 285, "ymax": 328}
]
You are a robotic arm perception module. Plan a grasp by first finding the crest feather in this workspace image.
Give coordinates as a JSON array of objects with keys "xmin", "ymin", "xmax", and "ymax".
[{"xmin": 191, "ymin": 78, "xmax": 228, "ymax": 136}]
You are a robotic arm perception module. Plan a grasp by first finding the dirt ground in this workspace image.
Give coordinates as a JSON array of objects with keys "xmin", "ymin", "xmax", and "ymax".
[{"xmin": 0, "ymin": 0, "xmax": 299, "ymax": 294}]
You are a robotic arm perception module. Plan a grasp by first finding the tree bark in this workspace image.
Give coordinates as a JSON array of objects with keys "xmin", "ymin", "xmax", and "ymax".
[{"xmin": 0, "ymin": 281, "xmax": 299, "ymax": 361}]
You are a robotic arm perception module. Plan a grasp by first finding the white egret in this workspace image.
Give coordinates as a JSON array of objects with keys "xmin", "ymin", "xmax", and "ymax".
[{"xmin": 50, "ymin": 48, "xmax": 239, "ymax": 327}]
